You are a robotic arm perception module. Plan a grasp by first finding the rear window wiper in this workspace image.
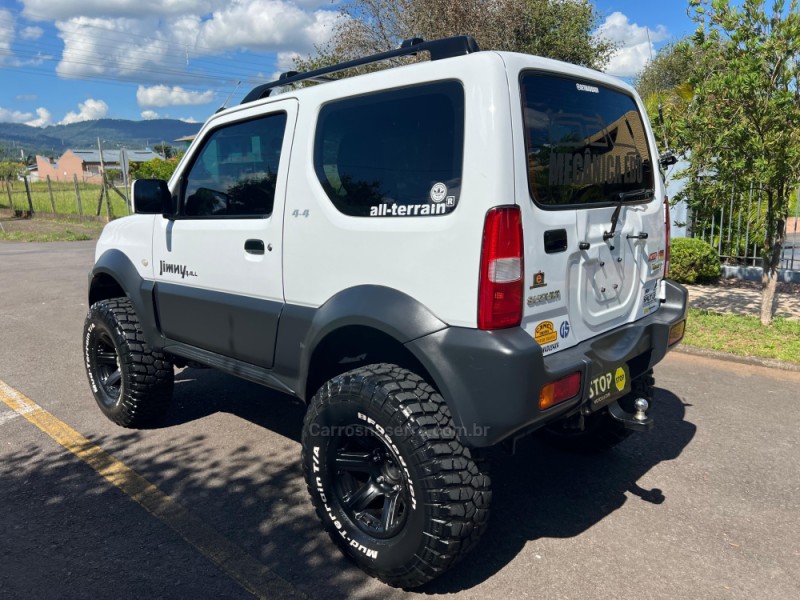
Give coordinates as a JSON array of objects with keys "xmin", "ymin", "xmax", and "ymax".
[
  {"xmin": 617, "ymin": 188, "xmax": 654, "ymax": 202},
  {"xmin": 603, "ymin": 189, "xmax": 654, "ymax": 241}
]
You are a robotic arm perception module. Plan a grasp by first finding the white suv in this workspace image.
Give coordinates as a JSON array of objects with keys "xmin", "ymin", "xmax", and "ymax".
[{"xmin": 83, "ymin": 36, "xmax": 688, "ymax": 588}]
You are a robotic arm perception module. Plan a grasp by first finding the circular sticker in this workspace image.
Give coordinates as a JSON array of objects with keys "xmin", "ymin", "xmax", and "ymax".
[
  {"xmin": 430, "ymin": 182, "xmax": 447, "ymax": 203},
  {"xmin": 614, "ymin": 367, "xmax": 626, "ymax": 392}
]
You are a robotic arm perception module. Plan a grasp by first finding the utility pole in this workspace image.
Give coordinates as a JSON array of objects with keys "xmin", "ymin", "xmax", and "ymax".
[{"xmin": 97, "ymin": 137, "xmax": 110, "ymax": 219}]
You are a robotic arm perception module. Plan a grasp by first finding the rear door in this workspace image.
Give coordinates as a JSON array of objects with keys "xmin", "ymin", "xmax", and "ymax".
[{"xmin": 516, "ymin": 72, "xmax": 665, "ymax": 354}]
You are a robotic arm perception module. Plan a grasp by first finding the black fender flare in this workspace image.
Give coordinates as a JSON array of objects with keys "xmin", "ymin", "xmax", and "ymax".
[
  {"xmin": 283, "ymin": 285, "xmax": 449, "ymax": 400},
  {"xmin": 89, "ymin": 249, "xmax": 164, "ymax": 349}
]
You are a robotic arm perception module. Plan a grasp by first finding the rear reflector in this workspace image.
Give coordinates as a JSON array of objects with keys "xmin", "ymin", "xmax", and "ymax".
[
  {"xmin": 478, "ymin": 206, "xmax": 523, "ymax": 330},
  {"xmin": 668, "ymin": 320, "xmax": 685, "ymax": 346},
  {"xmin": 539, "ymin": 371, "xmax": 582, "ymax": 410}
]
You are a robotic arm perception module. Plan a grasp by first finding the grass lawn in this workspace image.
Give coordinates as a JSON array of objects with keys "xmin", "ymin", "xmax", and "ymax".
[
  {"xmin": 2, "ymin": 179, "xmax": 129, "ymax": 218},
  {"xmin": 684, "ymin": 308, "xmax": 800, "ymax": 365},
  {"xmin": 0, "ymin": 217, "xmax": 104, "ymax": 242}
]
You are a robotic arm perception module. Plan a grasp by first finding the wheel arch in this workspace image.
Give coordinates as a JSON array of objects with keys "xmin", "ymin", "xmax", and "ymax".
[
  {"xmin": 89, "ymin": 250, "xmax": 163, "ymax": 348},
  {"xmin": 282, "ymin": 286, "xmax": 449, "ymax": 401}
]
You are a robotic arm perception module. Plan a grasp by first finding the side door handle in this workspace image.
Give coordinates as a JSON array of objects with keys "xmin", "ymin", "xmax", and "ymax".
[{"xmin": 244, "ymin": 239, "xmax": 265, "ymax": 255}]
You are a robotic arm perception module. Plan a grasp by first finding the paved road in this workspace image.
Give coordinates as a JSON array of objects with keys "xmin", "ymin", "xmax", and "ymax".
[{"xmin": 1, "ymin": 240, "xmax": 799, "ymax": 600}]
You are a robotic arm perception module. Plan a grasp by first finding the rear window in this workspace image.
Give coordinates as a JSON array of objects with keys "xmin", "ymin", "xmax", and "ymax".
[
  {"xmin": 521, "ymin": 73, "xmax": 654, "ymax": 207},
  {"xmin": 314, "ymin": 81, "xmax": 464, "ymax": 217}
]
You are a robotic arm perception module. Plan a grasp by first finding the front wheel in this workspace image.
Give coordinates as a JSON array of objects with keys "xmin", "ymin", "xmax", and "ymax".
[
  {"xmin": 83, "ymin": 297, "xmax": 174, "ymax": 427},
  {"xmin": 301, "ymin": 364, "xmax": 491, "ymax": 588}
]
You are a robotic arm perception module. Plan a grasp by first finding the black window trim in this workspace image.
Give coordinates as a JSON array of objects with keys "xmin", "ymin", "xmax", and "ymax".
[
  {"xmin": 518, "ymin": 69, "xmax": 656, "ymax": 212},
  {"xmin": 176, "ymin": 110, "xmax": 289, "ymax": 220}
]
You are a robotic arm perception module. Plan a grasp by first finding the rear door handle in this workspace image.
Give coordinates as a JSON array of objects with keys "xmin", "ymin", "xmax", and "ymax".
[{"xmin": 244, "ymin": 239, "xmax": 265, "ymax": 255}]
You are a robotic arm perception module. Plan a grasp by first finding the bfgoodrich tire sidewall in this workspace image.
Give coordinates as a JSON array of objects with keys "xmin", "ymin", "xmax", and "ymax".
[
  {"xmin": 303, "ymin": 396, "xmax": 428, "ymax": 574},
  {"xmin": 83, "ymin": 310, "xmax": 127, "ymax": 416}
]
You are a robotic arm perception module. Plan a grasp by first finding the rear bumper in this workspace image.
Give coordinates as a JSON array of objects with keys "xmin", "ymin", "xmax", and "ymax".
[{"xmin": 406, "ymin": 279, "xmax": 688, "ymax": 447}]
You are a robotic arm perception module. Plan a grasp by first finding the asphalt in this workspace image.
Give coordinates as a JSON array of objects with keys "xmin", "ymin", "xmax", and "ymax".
[{"xmin": 2, "ymin": 240, "xmax": 800, "ymax": 600}]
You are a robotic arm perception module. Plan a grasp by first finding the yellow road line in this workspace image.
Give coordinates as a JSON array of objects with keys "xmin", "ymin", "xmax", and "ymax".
[{"xmin": 0, "ymin": 379, "xmax": 304, "ymax": 599}]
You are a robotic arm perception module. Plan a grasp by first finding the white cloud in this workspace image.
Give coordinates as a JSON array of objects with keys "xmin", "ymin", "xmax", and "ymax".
[
  {"xmin": 21, "ymin": 0, "xmax": 216, "ymax": 21},
  {"xmin": 137, "ymin": 85, "xmax": 215, "ymax": 107},
  {"xmin": 0, "ymin": 107, "xmax": 34, "ymax": 124},
  {"xmin": 141, "ymin": 110, "xmax": 160, "ymax": 120},
  {"xmin": 195, "ymin": 2, "xmax": 339, "ymax": 52},
  {"xmin": 20, "ymin": 26, "xmax": 43, "ymax": 40},
  {"xmin": 179, "ymin": 117, "xmax": 198, "ymax": 123},
  {"xmin": 26, "ymin": 107, "xmax": 52, "ymax": 127},
  {"xmin": 60, "ymin": 98, "xmax": 109, "ymax": 124},
  {"xmin": 596, "ymin": 12, "xmax": 669, "ymax": 78},
  {"xmin": 32, "ymin": 2, "xmax": 338, "ymax": 84}
]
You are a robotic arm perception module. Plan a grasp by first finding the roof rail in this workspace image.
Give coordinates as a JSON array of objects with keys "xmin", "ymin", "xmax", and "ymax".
[{"xmin": 240, "ymin": 35, "xmax": 480, "ymax": 105}]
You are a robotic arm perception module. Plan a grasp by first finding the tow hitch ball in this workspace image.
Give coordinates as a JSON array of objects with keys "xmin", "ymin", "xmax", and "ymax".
[{"xmin": 608, "ymin": 397, "xmax": 654, "ymax": 432}]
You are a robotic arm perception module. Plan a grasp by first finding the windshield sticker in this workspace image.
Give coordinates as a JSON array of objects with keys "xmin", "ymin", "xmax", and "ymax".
[
  {"xmin": 530, "ymin": 271, "xmax": 547, "ymax": 289},
  {"xmin": 648, "ymin": 251, "xmax": 658, "ymax": 262},
  {"xmin": 559, "ymin": 320, "xmax": 570, "ymax": 338},
  {"xmin": 446, "ymin": 196, "xmax": 456, "ymax": 207},
  {"xmin": 527, "ymin": 290, "xmax": 561, "ymax": 306},
  {"xmin": 549, "ymin": 152, "xmax": 644, "ymax": 188},
  {"xmin": 430, "ymin": 182, "xmax": 447, "ymax": 203},
  {"xmin": 369, "ymin": 203, "xmax": 449, "ymax": 217},
  {"xmin": 576, "ymin": 83, "xmax": 599, "ymax": 94}
]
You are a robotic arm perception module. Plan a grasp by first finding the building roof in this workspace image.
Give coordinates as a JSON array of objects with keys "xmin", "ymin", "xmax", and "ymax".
[{"xmin": 71, "ymin": 149, "xmax": 162, "ymax": 164}]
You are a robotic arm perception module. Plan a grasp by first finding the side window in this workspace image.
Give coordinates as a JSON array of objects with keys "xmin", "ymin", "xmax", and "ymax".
[
  {"xmin": 314, "ymin": 81, "xmax": 464, "ymax": 217},
  {"xmin": 182, "ymin": 112, "xmax": 287, "ymax": 218}
]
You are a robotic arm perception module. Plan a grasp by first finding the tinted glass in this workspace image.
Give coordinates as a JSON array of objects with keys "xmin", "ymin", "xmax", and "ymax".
[
  {"xmin": 521, "ymin": 74, "xmax": 654, "ymax": 207},
  {"xmin": 182, "ymin": 112, "xmax": 287, "ymax": 218},
  {"xmin": 314, "ymin": 81, "xmax": 464, "ymax": 217}
]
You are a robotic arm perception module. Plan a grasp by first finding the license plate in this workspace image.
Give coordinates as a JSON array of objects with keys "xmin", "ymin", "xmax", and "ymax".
[{"xmin": 588, "ymin": 363, "xmax": 631, "ymax": 409}]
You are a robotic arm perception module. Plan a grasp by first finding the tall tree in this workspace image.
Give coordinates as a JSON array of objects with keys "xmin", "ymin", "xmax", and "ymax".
[
  {"xmin": 294, "ymin": 0, "xmax": 616, "ymax": 73},
  {"xmin": 677, "ymin": 0, "xmax": 800, "ymax": 325}
]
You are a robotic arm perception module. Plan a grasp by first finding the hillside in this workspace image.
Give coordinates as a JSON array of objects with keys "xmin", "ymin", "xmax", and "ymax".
[{"xmin": 0, "ymin": 119, "xmax": 202, "ymax": 158}]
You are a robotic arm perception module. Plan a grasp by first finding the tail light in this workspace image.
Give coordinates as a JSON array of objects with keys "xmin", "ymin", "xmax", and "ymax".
[
  {"xmin": 478, "ymin": 206, "xmax": 523, "ymax": 330},
  {"xmin": 664, "ymin": 195, "xmax": 671, "ymax": 276},
  {"xmin": 539, "ymin": 371, "xmax": 582, "ymax": 410}
]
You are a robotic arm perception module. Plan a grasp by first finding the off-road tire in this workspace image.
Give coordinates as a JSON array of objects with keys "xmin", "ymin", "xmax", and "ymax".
[
  {"xmin": 301, "ymin": 364, "xmax": 491, "ymax": 588},
  {"xmin": 541, "ymin": 371, "xmax": 655, "ymax": 453},
  {"xmin": 83, "ymin": 297, "xmax": 174, "ymax": 427}
]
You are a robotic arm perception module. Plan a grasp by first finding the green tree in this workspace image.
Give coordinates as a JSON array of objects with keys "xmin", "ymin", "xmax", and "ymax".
[
  {"xmin": 294, "ymin": 0, "xmax": 616, "ymax": 74},
  {"xmin": 0, "ymin": 161, "xmax": 25, "ymax": 180},
  {"xmin": 153, "ymin": 143, "xmax": 177, "ymax": 159},
  {"xmin": 130, "ymin": 156, "xmax": 181, "ymax": 181},
  {"xmin": 676, "ymin": 0, "xmax": 800, "ymax": 325}
]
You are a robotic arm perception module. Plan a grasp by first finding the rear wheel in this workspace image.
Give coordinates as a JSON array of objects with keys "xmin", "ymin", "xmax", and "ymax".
[
  {"xmin": 541, "ymin": 371, "xmax": 655, "ymax": 453},
  {"xmin": 301, "ymin": 364, "xmax": 491, "ymax": 588},
  {"xmin": 83, "ymin": 298, "xmax": 174, "ymax": 427}
]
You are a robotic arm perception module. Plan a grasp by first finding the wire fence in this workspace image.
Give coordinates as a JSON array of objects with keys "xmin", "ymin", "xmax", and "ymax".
[
  {"xmin": 1, "ymin": 175, "xmax": 131, "ymax": 221},
  {"xmin": 688, "ymin": 184, "xmax": 800, "ymax": 272}
]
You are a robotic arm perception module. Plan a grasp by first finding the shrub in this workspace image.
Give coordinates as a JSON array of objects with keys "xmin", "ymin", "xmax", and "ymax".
[{"xmin": 669, "ymin": 237, "xmax": 721, "ymax": 284}]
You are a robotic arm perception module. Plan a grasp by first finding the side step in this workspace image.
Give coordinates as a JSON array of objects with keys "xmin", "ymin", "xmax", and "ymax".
[{"xmin": 608, "ymin": 398, "xmax": 654, "ymax": 432}]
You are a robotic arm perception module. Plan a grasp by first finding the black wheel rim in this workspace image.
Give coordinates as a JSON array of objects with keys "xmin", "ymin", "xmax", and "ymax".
[
  {"xmin": 92, "ymin": 331, "xmax": 122, "ymax": 405},
  {"xmin": 329, "ymin": 426, "xmax": 410, "ymax": 539}
]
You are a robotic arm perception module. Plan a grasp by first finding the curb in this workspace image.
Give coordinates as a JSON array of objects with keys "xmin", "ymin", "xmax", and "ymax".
[{"xmin": 674, "ymin": 344, "xmax": 800, "ymax": 373}]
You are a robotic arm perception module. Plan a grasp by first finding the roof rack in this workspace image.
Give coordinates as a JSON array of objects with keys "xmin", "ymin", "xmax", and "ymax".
[{"xmin": 240, "ymin": 35, "xmax": 481, "ymax": 105}]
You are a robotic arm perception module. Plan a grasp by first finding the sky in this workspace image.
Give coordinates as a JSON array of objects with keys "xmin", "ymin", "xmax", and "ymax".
[{"xmin": 0, "ymin": 0, "xmax": 699, "ymax": 129}]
